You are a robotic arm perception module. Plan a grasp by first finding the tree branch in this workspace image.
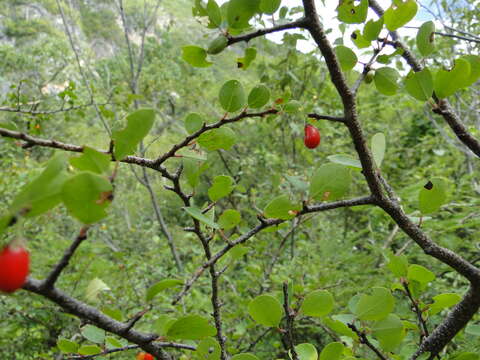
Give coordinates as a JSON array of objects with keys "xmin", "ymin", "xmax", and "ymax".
[
  {"xmin": 348, "ymin": 322, "xmax": 389, "ymax": 360},
  {"xmin": 282, "ymin": 282, "xmax": 298, "ymax": 360},
  {"xmin": 227, "ymin": 18, "xmax": 308, "ymax": 46}
]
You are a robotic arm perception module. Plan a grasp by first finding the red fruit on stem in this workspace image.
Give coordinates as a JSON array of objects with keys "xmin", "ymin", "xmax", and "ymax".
[
  {"xmin": 0, "ymin": 244, "xmax": 30, "ymax": 293},
  {"xmin": 144, "ymin": 354, "xmax": 154, "ymax": 360},
  {"xmin": 304, "ymin": 124, "xmax": 321, "ymax": 149}
]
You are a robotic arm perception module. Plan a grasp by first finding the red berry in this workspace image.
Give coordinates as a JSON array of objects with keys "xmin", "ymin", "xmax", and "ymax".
[
  {"xmin": 0, "ymin": 244, "xmax": 30, "ymax": 293},
  {"xmin": 304, "ymin": 124, "xmax": 321, "ymax": 149},
  {"xmin": 144, "ymin": 354, "xmax": 154, "ymax": 360}
]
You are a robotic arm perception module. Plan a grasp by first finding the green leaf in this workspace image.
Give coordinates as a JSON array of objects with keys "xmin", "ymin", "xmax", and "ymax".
[
  {"xmin": 183, "ymin": 206, "xmax": 220, "ymax": 229},
  {"xmin": 219, "ymin": 80, "xmax": 246, "ymax": 112},
  {"xmin": 337, "ymin": 0, "xmax": 368, "ymax": 24},
  {"xmin": 146, "ymin": 279, "xmax": 183, "ymax": 301},
  {"xmin": 387, "ymin": 253, "xmax": 408, "ymax": 278},
  {"xmin": 218, "ymin": 209, "xmax": 241, "ymax": 230},
  {"xmin": 182, "ymin": 46, "xmax": 213, "ymax": 68},
  {"xmin": 465, "ymin": 324, "xmax": 480, "ymax": 337},
  {"xmin": 374, "ymin": 67, "xmax": 400, "ymax": 96},
  {"xmin": 371, "ymin": 133, "xmax": 386, "ymax": 167},
  {"xmin": 238, "ymin": 47, "xmax": 257, "ymax": 70},
  {"xmin": 248, "ymin": 84, "xmax": 270, "ymax": 109},
  {"xmin": 295, "ymin": 343, "xmax": 318, "ymax": 360},
  {"xmin": 227, "ymin": 0, "xmax": 260, "ymax": 29},
  {"xmin": 322, "ymin": 318, "xmax": 358, "ymax": 339},
  {"xmin": 419, "ymin": 178, "xmax": 448, "ymax": 214},
  {"xmin": 185, "ymin": 113, "xmax": 204, "ymax": 134},
  {"xmin": 354, "ymin": 287, "xmax": 395, "ymax": 321},
  {"xmin": 105, "ymin": 336, "xmax": 123, "ymax": 350},
  {"xmin": 70, "ymin": 147, "xmax": 110, "ymax": 174},
  {"xmin": 319, "ymin": 342, "xmax": 344, "ymax": 360},
  {"xmin": 57, "ymin": 338, "xmax": 79, "ymax": 353},
  {"xmin": 407, "ymin": 264, "xmax": 435, "ymax": 284},
  {"xmin": 112, "ymin": 108, "xmax": 155, "ymax": 159},
  {"xmin": 363, "ymin": 18, "xmax": 384, "ymax": 41},
  {"xmin": 429, "ymin": 293, "xmax": 461, "ymax": 315},
  {"xmin": 229, "ymin": 245, "xmax": 250, "ymax": 260},
  {"xmin": 384, "ymin": 0, "xmax": 418, "ymax": 31},
  {"xmin": 85, "ymin": 277, "xmax": 110, "ymax": 302},
  {"xmin": 327, "ymin": 154, "xmax": 362, "ymax": 169},
  {"xmin": 207, "ymin": 0, "xmax": 223, "ymax": 28},
  {"xmin": 452, "ymin": 353, "xmax": 480, "ymax": 360},
  {"xmin": 248, "ymin": 294, "xmax": 283, "ymax": 327},
  {"xmin": 78, "ymin": 345, "xmax": 102, "ymax": 355},
  {"xmin": 198, "ymin": 127, "xmax": 237, "ymax": 151},
  {"xmin": 417, "ymin": 21, "xmax": 435, "ymax": 56},
  {"xmin": 154, "ymin": 315, "xmax": 176, "ymax": 336},
  {"xmin": 351, "ymin": 30, "xmax": 371, "ymax": 49},
  {"xmin": 207, "ymin": 35, "xmax": 228, "ymax": 55},
  {"xmin": 300, "ymin": 290, "xmax": 334, "ymax": 317},
  {"xmin": 372, "ymin": 314, "xmax": 405, "ymax": 352},
  {"xmin": 102, "ymin": 307, "xmax": 123, "ymax": 322},
  {"xmin": 263, "ymin": 195, "xmax": 301, "ymax": 220},
  {"xmin": 10, "ymin": 153, "xmax": 68, "ymax": 217},
  {"xmin": 196, "ymin": 337, "xmax": 221, "ymax": 360},
  {"xmin": 61, "ymin": 172, "xmax": 112, "ymax": 224},
  {"xmin": 81, "ymin": 325, "xmax": 105, "ymax": 344},
  {"xmin": 461, "ymin": 55, "xmax": 480, "ymax": 87},
  {"xmin": 434, "ymin": 59, "xmax": 471, "ymax": 98},
  {"xmin": 309, "ymin": 163, "xmax": 351, "ymax": 201},
  {"xmin": 404, "ymin": 68, "xmax": 434, "ymax": 101},
  {"xmin": 208, "ymin": 175, "xmax": 234, "ymax": 201},
  {"xmin": 334, "ymin": 45, "xmax": 357, "ymax": 72},
  {"xmin": 168, "ymin": 315, "xmax": 217, "ymax": 340},
  {"xmin": 231, "ymin": 354, "xmax": 259, "ymax": 360},
  {"xmin": 259, "ymin": 0, "xmax": 281, "ymax": 14}
]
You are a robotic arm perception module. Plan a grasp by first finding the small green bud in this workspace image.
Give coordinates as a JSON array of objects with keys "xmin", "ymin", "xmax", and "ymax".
[{"xmin": 207, "ymin": 36, "xmax": 228, "ymax": 55}]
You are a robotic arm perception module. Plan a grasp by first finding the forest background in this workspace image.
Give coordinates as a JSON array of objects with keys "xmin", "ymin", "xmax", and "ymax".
[{"xmin": 1, "ymin": 0, "xmax": 480, "ymax": 359}]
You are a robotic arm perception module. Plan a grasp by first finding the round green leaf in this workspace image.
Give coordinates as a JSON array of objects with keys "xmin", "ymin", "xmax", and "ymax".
[
  {"xmin": 61, "ymin": 172, "xmax": 113, "ymax": 224},
  {"xmin": 371, "ymin": 132, "xmax": 386, "ymax": 167},
  {"xmin": 319, "ymin": 342, "xmax": 344, "ymax": 360},
  {"xmin": 227, "ymin": 0, "xmax": 260, "ymax": 29},
  {"xmin": 417, "ymin": 21, "xmax": 435, "ymax": 57},
  {"xmin": 196, "ymin": 337, "xmax": 221, "ymax": 360},
  {"xmin": 354, "ymin": 287, "xmax": 395, "ymax": 321},
  {"xmin": 374, "ymin": 67, "xmax": 400, "ymax": 96},
  {"xmin": 322, "ymin": 318, "xmax": 358, "ymax": 339},
  {"xmin": 404, "ymin": 68, "xmax": 434, "ymax": 101},
  {"xmin": 182, "ymin": 46, "xmax": 213, "ymax": 68},
  {"xmin": 69, "ymin": 147, "xmax": 110, "ymax": 174},
  {"xmin": 146, "ymin": 279, "xmax": 183, "ymax": 302},
  {"xmin": 334, "ymin": 45, "xmax": 357, "ymax": 72},
  {"xmin": 183, "ymin": 206, "xmax": 220, "ymax": 229},
  {"xmin": 259, "ymin": 0, "xmax": 281, "ymax": 14},
  {"xmin": 434, "ymin": 59, "xmax": 471, "ymax": 98},
  {"xmin": 219, "ymin": 80, "xmax": 246, "ymax": 112},
  {"xmin": 207, "ymin": 0, "xmax": 223, "ymax": 28},
  {"xmin": 384, "ymin": 0, "xmax": 418, "ymax": 31},
  {"xmin": 387, "ymin": 253, "xmax": 408, "ymax": 278},
  {"xmin": 363, "ymin": 18, "xmax": 384, "ymax": 41},
  {"xmin": 309, "ymin": 163, "xmax": 351, "ymax": 201},
  {"xmin": 248, "ymin": 294, "xmax": 283, "ymax": 327},
  {"xmin": 295, "ymin": 343, "xmax": 318, "ymax": 360},
  {"xmin": 185, "ymin": 113, "xmax": 204, "ymax": 134},
  {"xmin": 78, "ymin": 345, "xmax": 102, "ymax": 355},
  {"xmin": 263, "ymin": 195, "xmax": 301, "ymax": 220},
  {"xmin": 208, "ymin": 175, "xmax": 234, "ymax": 201},
  {"xmin": 337, "ymin": 0, "xmax": 368, "ymax": 24},
  {"xmin": 351, "ymin": 30, "xmax": 371, "ymax": 49},
  {"xmin": 407, "ymin": 264, "xmax": 435, "ymax": 284},
  {"xmin": 167, "ymin": 315, "xmax": 217, "ymax": 340},
  {"xmin": 418, "ymin": 178, "xmax": 448, "ymax": 214},
  {"xmin": 218, "ymin": 209, "xmax": 241, "ymax": 230},
  {"xmin": 81, "ymin": 325, "xmax": 105, "ymax": 344},
  {"xmin": 198, "ymin": 127, "xmax": 237, "ymax": 151},
  {"xmin": 461, "ymin": 55, "xmax": 480, "ymax": 87},
  {"xmin": 429, "ymin": 293, "xmax": 461, "ymax": 315},
  {"xmin": 301, "ymin": 290, "xmax": 334, "ymax": 317},
  {"xmin": 248, "ymin": 84, "xmax": 270, "ymax": 109},
  {"xmin": 57, "ymin": 338, "xmax": 79, "ymax": 354},
  {"xmin": 372, "ymin": 314, "xmax": 405, "ymax": 352}
]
